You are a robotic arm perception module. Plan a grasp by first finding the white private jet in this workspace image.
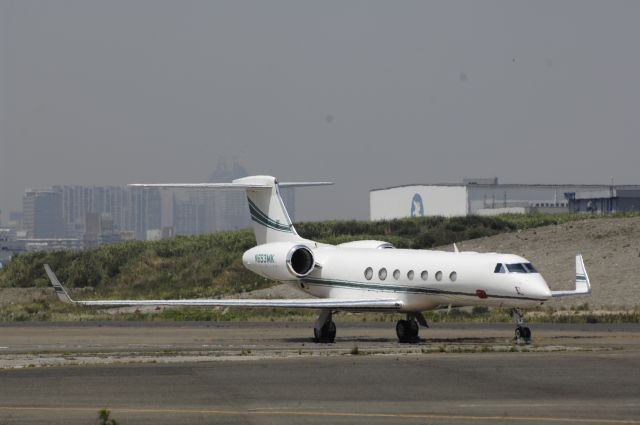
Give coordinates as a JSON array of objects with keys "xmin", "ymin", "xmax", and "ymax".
[{"xmin": 45, "ymin": 175, "xmax": 591, "ymax": 344}]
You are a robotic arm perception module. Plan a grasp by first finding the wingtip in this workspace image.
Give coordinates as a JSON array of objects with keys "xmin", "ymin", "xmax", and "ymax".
[{"xmin": 44, "ymin": 264, "xmax": 74, "ymax": 304}]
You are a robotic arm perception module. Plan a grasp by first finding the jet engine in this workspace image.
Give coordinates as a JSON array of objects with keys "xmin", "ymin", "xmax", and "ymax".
[{"xmin": 242, "ymin": 242, "xmax": 315, "ymax": 281}]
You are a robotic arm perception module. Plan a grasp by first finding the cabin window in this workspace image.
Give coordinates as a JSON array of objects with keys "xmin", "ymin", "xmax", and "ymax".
[
  {"xmin": 494, "ymin": 263, "xmax": 506, "ymax": 273},
  {"xmin": 420, "ymin": 270, "xmax": 428, "ymax": 281},
  {"xmin": 449, "ymin": 271, "xmax": 457, "ymax": 282},
  {"xmin": 379, "ymin": 268, "xmax": 387, "ymax": 280},
  {"xmin": 393, "ymin": 269, "xmax": 400, "ymax": 280},
  {"xmin": 435, "ymin": 271, "xmax": 443, "ymax": 281},
  {"xmin": 364, "ymin": 267, "xmax": 373, "ymax": 280},
  {"xmin": 407, "ymin": 270, "xmax": 415, "ymax": 280}
]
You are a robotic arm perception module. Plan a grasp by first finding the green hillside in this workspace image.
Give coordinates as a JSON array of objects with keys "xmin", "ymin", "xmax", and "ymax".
[{"xmin": 2, "ymin": 212, "xmax": 637, "ymax": 298}]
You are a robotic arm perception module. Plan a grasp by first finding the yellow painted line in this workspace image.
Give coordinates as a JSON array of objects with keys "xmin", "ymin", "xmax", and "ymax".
[{"xmin": 1, "ymin": 406, "xmax": 639, "ymax": 424}]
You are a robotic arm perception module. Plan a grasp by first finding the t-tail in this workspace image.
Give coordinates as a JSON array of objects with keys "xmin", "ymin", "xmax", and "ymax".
[{"xmin": 130, "ymin": 175, "xmax": 331, "ymax": 245}]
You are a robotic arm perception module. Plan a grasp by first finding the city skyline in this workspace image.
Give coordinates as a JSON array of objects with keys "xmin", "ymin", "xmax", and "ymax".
[{"xmin": 4, "ymin": 158, "xmax": 296, "ymax": 242}]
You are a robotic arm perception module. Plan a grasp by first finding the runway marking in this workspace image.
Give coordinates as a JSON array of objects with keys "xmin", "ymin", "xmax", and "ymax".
[{"xmin": 1, "ymin": 406, "xmax": 639, "ymax": 424}]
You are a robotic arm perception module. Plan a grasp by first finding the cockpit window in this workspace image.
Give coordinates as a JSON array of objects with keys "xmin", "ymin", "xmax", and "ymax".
[
  {"xmin": 494, "ymin": 263, "xmax": 506, "ymax": 273},
  {"xmin": 506, "ymin": 263, "xmax": 528, "ymax": 273},
  {"xmin": 503, "ymin": 263, "xmax": 539, "ymax": 273}
]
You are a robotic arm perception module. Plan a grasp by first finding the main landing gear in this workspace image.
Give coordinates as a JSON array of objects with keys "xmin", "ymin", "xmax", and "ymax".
[
  {"xmin": 396, "ymin": 313, "xmax": 428, "ymax": 343},
  {"xmin": 312, "ymin": 310, "xmax": 429, "ymax": 344},
  {"xmin": 512, "ymin": 308, "xmax": 532, "ymax": 345},
  {"xmin": 313, "ymin": 309, "xmax": 336, "ymax": 343}
]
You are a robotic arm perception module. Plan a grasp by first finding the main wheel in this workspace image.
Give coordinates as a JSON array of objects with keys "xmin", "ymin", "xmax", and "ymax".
[
  {"xmin": 522, "ymin": 326, "xmax": 532, "ymax": 344},
  {"xmin": 314, "ymin": 320, "xmax": 336, "ymax": 343},
  {"xmin": 325, "ymin": 320, "xmax": 337, "ymax": 342},
  {"xmin": 396, "ymin": 320, "xmax": 411, "ymax": 343}
]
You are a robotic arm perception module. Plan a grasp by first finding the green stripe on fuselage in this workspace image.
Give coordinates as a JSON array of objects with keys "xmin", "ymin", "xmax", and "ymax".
[{"xmin": 302, "ymin": 277, "xmax": 547, "ymax": 302}]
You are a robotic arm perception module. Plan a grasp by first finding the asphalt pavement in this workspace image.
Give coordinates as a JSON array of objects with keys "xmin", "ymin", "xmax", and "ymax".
[{"xmin": 0, "ymin": 322, "xmax": 639, "ymax": 424}]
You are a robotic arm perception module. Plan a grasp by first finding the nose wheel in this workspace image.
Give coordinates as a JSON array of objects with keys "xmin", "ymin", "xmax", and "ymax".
[
  {"xmin": 515, "ymin": 325, "xmax": 532, "ymax": 343},
  {"xmin": 512, "ymin": 308, "xmax": 532, "ymax": 345}
]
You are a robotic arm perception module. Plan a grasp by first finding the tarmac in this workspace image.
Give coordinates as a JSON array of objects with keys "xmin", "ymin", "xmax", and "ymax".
[{"xmin": 1, "ymin": 321, "xmax": 639, "ymax": 424}]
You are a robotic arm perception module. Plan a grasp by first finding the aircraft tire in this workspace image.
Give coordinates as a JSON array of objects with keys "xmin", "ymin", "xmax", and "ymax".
[
  {"xmin": 314, "ymin": 320, "xmax": 336, "ymax": 343},
  {"xmin": 514, "ymin": 326, "xmax": 522, "ymax": 341},
  {"xmin": 515, "ymin": 326, "xmax": 532, "ymax": 344},
  {"xmin": 396, "ymin": 320, "xmax": 411, "ymax": 343}
]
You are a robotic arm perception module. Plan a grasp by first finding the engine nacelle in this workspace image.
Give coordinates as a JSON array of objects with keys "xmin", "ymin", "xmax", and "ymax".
[{"xmin": 242, "ymin": 242, "xmax": 315, "ymax": 281}]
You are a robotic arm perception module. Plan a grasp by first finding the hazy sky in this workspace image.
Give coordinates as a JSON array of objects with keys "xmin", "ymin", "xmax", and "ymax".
[{"xmin": 1, "ymin": 1, "xmax": 639, "ymax": 221}]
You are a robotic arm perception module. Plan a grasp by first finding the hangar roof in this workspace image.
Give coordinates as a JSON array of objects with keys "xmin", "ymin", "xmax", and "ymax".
[{"xmin": 370, "ymin": 183, "xmax": 640, "ymax": 192}]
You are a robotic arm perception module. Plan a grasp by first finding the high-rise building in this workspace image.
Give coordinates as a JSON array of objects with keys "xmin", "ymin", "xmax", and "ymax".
[
  {"xmin": 22, "ymin": 190, "xmax": 65, "ymax": 238},
  {"xmin": 54, "ymin": 185, "xmax": 130, "ymax": 237},
  {"xmin": 130, "ymin": 187, "xmax": 162, "ymax": 240},
  {"xmin": 173, "ymin": 193, "xmax": 207, "ymax": 236}
]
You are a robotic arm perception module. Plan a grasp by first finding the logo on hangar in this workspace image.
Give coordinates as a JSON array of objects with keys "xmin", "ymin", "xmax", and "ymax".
[{"xmin": 411, "ymin": 193, "xmax": 424, "ymax": 217}]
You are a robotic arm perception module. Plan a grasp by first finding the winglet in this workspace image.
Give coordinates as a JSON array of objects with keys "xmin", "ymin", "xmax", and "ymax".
[
  {"xmin": 44, "ymin": 264, "xmax": 75, "ymax": 304},
  {"xmin": 453, "ymin": 243, "xmax": 459, "ymax": 253},
  {"xmin": 551, "ymin": 254, "xmax": 592, "ymax": 298},
  {"xmin": 575, "ymin": 253, "xmax": 592, "ymax": 295}
]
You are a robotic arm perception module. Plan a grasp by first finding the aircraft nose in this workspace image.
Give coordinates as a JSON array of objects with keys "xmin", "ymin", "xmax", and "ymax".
[{"xmin": 535, "ymin": 276, "xmax": 552, "ymax": 299}]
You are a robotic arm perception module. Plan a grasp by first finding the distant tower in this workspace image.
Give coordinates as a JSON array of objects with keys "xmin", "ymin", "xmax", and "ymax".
[{"xmin": 22, "ymin": 190, "xmax": 65, "ymax": 238}]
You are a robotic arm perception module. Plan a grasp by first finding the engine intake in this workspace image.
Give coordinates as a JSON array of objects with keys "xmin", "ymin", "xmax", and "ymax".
[
  {"xmin": 243, "ymin": 242, "xmax": 316, "ymax": 281},
  {"xmin": 288, "ymin": 246, "xmax": 315, "ymax": 277}
]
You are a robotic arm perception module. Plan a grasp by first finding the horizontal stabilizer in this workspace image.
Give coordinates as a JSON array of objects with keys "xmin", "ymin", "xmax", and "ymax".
[
  {"xmin": 128, "ymin": 182, "xmax": 268, "ymax": 190},
  {"xmin": 551, "ymin": 253, "xmax": 592, "ymax": 298},
  {"xmin": 44, "ymin": 265, "xmax": 402, "ymax": 311},
  {"xmin": 129, "ymin": 180, "xmax": 332, "ymax": 190},
  {"xmin": 279, "ymin": 182, "xmax": 333, "ymax": 188}
]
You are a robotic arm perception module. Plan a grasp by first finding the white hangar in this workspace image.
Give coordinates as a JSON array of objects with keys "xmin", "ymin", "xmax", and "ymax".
[{"xmin": 369, "ymin": 178, "xmax": 640, "ymax": 220}]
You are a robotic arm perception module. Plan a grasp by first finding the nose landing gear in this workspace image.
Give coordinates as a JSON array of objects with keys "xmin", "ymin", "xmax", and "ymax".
[{"xmin": 512, "ymin": 308, "xmax": 532, "ymax": 345}]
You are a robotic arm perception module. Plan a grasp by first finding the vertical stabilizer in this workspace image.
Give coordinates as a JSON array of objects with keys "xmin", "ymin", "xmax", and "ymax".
[{"xmin": 233, "ymin": 176, "xmax": 301, "ymax": 244}]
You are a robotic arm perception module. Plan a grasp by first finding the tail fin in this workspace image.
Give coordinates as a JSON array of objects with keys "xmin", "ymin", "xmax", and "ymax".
[
  {"xmin": 130, "ymin": 176, "xmax": 331, "ymax": 245},
  {"xmin": 235, "ymin": 176, "xmax": 300, "ymax": 244}
]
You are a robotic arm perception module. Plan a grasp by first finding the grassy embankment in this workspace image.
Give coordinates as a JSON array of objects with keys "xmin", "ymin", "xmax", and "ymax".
[{"xmin": 1, "ymin": 212, "xmax": 639, "ymax": 322}]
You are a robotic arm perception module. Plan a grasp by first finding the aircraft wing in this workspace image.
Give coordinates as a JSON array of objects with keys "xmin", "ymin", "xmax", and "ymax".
[
  {"xmin": 44, "ymin": 265, "xmax": 403, "ymax": 310},
  {"xmin": 551, "ymin": 254, "xmax": 592, "ymax": 298}
]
